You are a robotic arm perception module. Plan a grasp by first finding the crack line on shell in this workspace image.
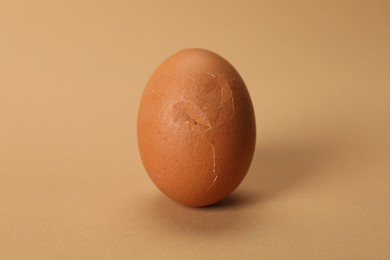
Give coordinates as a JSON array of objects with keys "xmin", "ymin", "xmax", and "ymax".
[
  {"xmin": 207, "ymin": 142, "xmax": 218, "ymax": 190},
  {"xmin": 210, "ymin": 142, "xmax": 216, "ymax": 174},
  {"xmin": 205, "ymin": 71, "xmax": 216, "ymax": 78},
  {"xmin": 207, "ymin": 174, "xmax": 218, "ymax": 190}
]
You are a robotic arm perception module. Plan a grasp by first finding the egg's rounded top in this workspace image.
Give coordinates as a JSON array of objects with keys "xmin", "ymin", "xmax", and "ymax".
[{"xmin": 137, "ymin": 48, "xmax": 256, "ymax": 207}]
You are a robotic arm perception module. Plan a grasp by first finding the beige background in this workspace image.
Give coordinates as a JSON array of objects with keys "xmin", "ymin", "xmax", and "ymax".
[{"xmin": 1, "ymin": 0, "xmax": 390, "ymax": 259}]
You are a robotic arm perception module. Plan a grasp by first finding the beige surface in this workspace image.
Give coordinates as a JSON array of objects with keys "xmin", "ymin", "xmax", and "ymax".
[{"xmin": 1, "ymin": 0, "xmax": 390, "ymax": 259}]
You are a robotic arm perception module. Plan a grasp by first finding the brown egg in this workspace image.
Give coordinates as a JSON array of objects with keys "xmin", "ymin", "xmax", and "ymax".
[{"xmin": 137, "ymin": 49, "xmax": 256, "ymax": 207}]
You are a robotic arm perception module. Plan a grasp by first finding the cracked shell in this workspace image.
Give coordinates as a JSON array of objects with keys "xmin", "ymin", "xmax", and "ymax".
[{"xmin": 137, "ymin": 49, "xmax": 256, "ymax": 207}]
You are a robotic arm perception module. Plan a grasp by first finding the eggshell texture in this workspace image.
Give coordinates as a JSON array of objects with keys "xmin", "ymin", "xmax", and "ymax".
[{"xmin": 137, "ymin": 49, "xmax": 256, "ymax": 207}]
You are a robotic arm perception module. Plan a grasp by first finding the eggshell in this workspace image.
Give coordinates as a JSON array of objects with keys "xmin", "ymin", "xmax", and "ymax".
[{"xmin": 137, "ymin": 49, "xmax": 256, "ymax": 207}]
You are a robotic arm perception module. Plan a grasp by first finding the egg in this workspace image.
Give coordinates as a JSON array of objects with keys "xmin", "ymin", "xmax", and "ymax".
[{"xmin": 137, "ymin": 49, "xmax": 256, "ymax": 207}]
